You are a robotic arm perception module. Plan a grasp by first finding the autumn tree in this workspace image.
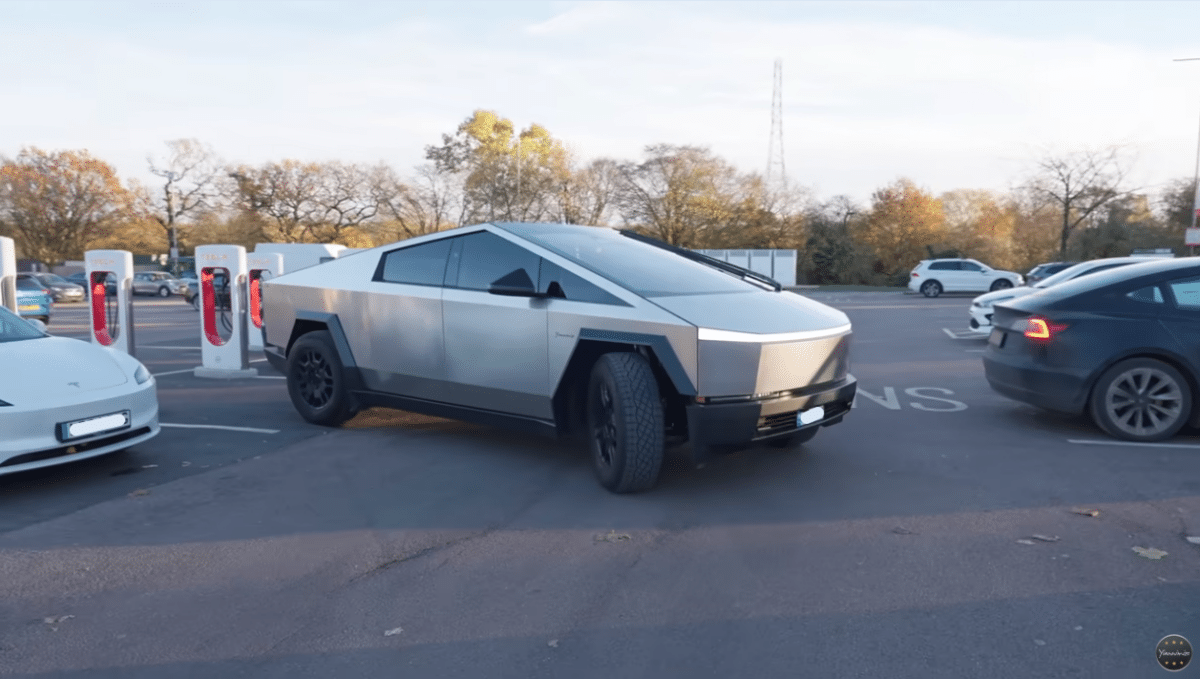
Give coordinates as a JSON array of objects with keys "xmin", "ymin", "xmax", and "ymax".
[
  {"xmin": 858, "ymin": 178, "xmax": 946, "ymax": 280},
  {"xmin": 1157, "ymin": 177, "xmax": 1197, "ymax": 231},
  {"xmin": 426, "ymin": 110, "xmax": 570, "ymax": 223},
  {"xmin": 1025, "ymin": 146, "xmax": 1133, "ymax": 260},
  {"xmin": 803, "ymin": 196, "xmax": 872, "ymax": 284},
  {"xmin": 145, "ymin": 139, "xmax": 224, "ymax": 272},
  {"xmin": 615, "ymin": 144, "xmax": 741, "ymax": 247},
  {"xmin": 0, "ymin": 147, "xmax": 135, "ymax": 266},
  {"xmin": 939, "ymin": 189, "xmax": 1018, "ymax": 269}
]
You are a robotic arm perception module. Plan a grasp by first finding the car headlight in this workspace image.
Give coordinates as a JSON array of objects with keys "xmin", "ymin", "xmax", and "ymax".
[{"xmin": 134, "ymin": 364, "xmax": 153, "ymax": 384}]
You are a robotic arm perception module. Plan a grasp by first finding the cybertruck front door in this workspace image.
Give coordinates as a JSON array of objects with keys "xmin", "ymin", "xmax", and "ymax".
[{"xmin": 441, "ymin": 231, "xmax": 551, "ymax": 420}]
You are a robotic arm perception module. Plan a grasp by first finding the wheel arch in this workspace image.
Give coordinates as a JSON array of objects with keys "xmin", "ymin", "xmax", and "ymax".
[
  {"xmin": 551, "ymin": 330, "xmax": 695, "ymax": 439},
  {"xmin": 286, "ymin": 311, "xmax": 358, "ymax": 369}
]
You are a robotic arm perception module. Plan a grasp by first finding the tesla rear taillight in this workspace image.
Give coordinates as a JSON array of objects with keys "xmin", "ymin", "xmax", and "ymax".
[{"xmin": 1024, "ymin": 316, "xmax": 1067, "ymax": 340}]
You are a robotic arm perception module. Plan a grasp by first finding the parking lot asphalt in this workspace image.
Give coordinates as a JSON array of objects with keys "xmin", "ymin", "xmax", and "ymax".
[{"xmin": 1, "ymin": 292, "xmax": 1198, "ymax": 678}]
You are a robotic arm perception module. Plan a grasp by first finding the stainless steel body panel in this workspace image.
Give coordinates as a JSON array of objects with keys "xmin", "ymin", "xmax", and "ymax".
[
  {"xmin": 649, "ymin": 291, "xmax": 849, "ymax": 334},
  {"xmin": 442, "ymin": 287, "xmax": 550, "ymax": 418},
  {"xmin": 697, "ymin": 328, "xmax": 852, "ymax": 396}
]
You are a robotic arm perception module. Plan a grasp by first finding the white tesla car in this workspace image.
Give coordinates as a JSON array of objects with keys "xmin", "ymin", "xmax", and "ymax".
[
  {"xmin": 0, "ymin": 306, "xmax": 160, "ymax": 476},
  {"xmin": 967, "ymin": 256, "xmax": 1160, "ymax": 332}
]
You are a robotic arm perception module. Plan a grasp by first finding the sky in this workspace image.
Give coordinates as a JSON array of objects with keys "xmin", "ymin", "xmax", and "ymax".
[{"xmin": 3, "ymin": 0, "xmax": 1200, "ymax": 208}]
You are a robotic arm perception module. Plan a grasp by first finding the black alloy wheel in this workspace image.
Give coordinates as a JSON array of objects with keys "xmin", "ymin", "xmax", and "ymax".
[{"xmin": 286, "ymin": 330, "xmax": 356, "ymax": 426}]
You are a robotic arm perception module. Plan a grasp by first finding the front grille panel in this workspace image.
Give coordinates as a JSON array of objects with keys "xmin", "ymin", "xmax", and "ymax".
[{"xmin": 757, "ymin": 400, "xmax": 849, "ymax": 434}]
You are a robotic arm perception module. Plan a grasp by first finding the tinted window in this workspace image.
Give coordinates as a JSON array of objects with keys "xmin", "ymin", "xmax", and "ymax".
[
  {"xmin": 928, "ymin": 262, "xmax": 958, "ymax": 271},
  {"xmin": 508, "ymin": 225, "xmax": 768, "ymax": 297},
  {"xmin": 16, "ymin": 278, "xmax": 43, "ymax": 291},
  {"xmin": 378, "ymin": 238, "xmax": 453, "ymax": 286},
  {"xmin": 1128, "ymin": 286, "xmax": 1164, "ymax": 304},
  {"xmin": 959, "ymin": 261, "xmax": 983, "ymax": 272},
  {"xmin": 1168, "ymin": 278, "xmax": 1200, "ymax": 309},
  {"xmin": 539, "ymin": 260, "xmax": 624, "ymax": 305},
  {"xmin": 455, "ymin": 231, "xmax": 541, "ymax": 292}
]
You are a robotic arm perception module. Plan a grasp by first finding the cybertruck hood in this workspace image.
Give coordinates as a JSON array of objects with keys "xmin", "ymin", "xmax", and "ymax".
[{"xmin": 649, "ymin": 291, "xmax": 850, "ymax": 335}]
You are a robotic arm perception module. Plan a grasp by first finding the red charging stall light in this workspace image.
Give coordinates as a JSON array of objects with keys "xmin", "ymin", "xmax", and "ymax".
[
  {"xmin": 90, "ymin": 271, "xmax": 113, "ymax": 345},
  {"xmin": 249, "ymin": 271, "xmax": 263, "ymax": 329},
  {"xmin": 201, "ymin": 268, "xmax": 225, "ymax": 346}
]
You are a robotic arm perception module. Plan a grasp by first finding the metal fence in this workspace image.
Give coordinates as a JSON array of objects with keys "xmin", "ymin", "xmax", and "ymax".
[{"xmin": 693, "ymin": 249, "xmax": 797, "ymax": 287}]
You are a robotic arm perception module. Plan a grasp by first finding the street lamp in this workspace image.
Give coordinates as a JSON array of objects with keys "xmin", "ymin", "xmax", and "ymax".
[{"xmin": 1174, "ymin": 57, "xmax": 1200, "ymax": 255}]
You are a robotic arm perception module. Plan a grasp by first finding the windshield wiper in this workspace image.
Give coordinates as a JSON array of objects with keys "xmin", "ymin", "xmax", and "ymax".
[{"xmin": 617, "ymin": 230, "xmax": 783, "ymax": 292}]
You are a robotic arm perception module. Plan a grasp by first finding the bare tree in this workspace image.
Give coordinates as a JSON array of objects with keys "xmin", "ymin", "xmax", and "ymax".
[
  {"xmin": 557, "ymin": 157, "xmax": 623, "ymax": 226},
  {"xmin": 1025, "ymin": 146, "xmax": 1134, "ymax": 260},
  {"xmin": 147, "ymin": 139, "xmax": 223, "ymax": 273},
  {"xmin": 616, "ymin": 144, "xmax": 738, "ymax": 247},
  {"xmin": 373, "ymin": 163, "xmax": 466, "ymax": 240}
]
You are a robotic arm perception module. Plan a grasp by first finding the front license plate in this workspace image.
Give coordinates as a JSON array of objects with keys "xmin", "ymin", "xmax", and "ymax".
[
  {"xmin": 59, "ymin": 411, "xmax": 130, "ymax": 441},
  {"xmin": 988, "ymin": 328, "xmax": 1006, "ymax": 348},
  {"xmin": 18, "ymin": 304, "xmax": 38, "ymax": 311},
  {"xmin": 797, "ymin": 406, "xmax": 825, "ymax": 426}
]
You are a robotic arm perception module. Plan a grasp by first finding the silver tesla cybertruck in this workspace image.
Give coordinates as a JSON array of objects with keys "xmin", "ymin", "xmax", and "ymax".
[{"xmin": 261, "ymin": 222, "xmax": 857, "ymax": 493}]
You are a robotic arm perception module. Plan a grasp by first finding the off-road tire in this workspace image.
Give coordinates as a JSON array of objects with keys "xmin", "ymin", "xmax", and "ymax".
[
  {"xmin": 1089, "ymin": 357, "xmax": 1191, "ymax": 442},
  {"xmin": 921, "ymin": 280, "xmax": 942, "ymax": 298},
  {"xmin": 587, "ymin": 352, "xmax": 665, "ymax": 494},
  {"xmin": 990, "ymin": 279, "xmax": 1014, "ymax": 292},
  {"xmin": 766, "ymin": 425, "xmax": 819, "ymax": 449},
  {"xmin": 286, "ymin": 330, "xmax": 356, "ymax": 427}
]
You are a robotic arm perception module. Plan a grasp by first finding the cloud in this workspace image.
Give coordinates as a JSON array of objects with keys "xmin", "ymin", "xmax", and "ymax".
[{"xmin": 524, "ymin": 1, "xmax": 630, "ymax": 36}]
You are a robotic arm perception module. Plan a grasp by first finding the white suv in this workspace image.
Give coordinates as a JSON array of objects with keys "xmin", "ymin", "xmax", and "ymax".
[{"xmin": 908, "ymin": 259, "xmax": 1022, "ymax": 298}]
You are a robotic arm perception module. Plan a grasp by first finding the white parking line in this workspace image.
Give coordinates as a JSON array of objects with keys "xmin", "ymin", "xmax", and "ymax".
[
  {"xmin": 160, "ymin": 423, "xmax": 280, "ymax": 434},
  {"xmin": 942, "ymin": 328, "xmax": 957, "ymax": 339},
  {"xmin": 964, "ymin": 349, "xmax": 986, "ymax": 353},
  {"xmin": 256, "ymin": 376, "xmax": 286, "ymax": 380},
  {"xmin": 943, "ymin": 328, "xmax": 989, "ymax": 340},
  {"xmin": 138, "ymin": 346, "xmax": 200, "ymax": 350},
  {"xmin": 1067, "ymin": 438, "xmax": 1200, "ymax": 449}
]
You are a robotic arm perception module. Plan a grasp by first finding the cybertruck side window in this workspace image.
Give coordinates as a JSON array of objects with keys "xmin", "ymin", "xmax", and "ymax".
[
  {"xmin": 454, "ymin": 232, "xmax": 541, "ymax": 292},
  {"xmin": 538, "ymin": 260, "xmax": 625, "ymax": 305},
  {"xmin": 375, "ymin": 238, "xmax": 454, "ymax": 286}
]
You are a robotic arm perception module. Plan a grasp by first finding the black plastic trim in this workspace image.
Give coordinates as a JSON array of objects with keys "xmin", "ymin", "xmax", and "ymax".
[
  {"xmin": 293, "ymin": 311, "xmax": 357, "ymax": 368},
  {"xmin": 576, "ymin": 328, "xmax": 696, "ymax": 396}
]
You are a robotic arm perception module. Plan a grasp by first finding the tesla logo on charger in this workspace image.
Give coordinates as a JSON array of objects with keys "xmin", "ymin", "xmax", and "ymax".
[
  {"xmin": 88, "ymin": 259, "xmax": 116, "ymax": 266},
  {"xmin": 200, "ymin": 254, "xmax": 229, "ymax": 262}
]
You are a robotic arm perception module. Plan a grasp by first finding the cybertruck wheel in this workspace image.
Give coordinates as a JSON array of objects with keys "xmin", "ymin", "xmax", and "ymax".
[
  {"xmin": 990, "ymin": 279, "xmax": 1014, "ymax": 292},
  {"xmin": 766, "ymin": 425, "xmax": 819, "ymax": 449},
  {"xmin": 921, "ymin": 281, "xmax": 942, "ymax": 298},
  {"xmin": 587, "ymin": 352, "xmax": 665, "ymax": 494},
  {"xmin": 1089, "ymin": 358, "xmax": 1191, "ymax": 443},
  {"xmin": 287, "ymin": 330, "xmax": 356, "ymax": 427}
]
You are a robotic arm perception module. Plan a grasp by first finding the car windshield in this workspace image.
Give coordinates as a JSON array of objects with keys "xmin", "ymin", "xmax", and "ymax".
[
  {"xmin": 16, "ymin": 278, "xmax": 44, "ymax": 291},
  {"xmin": 0, "ymin": 306, "xmax": 45, "ymax": 342},
  {"xmin": 504, "ymin": 224, "xmax": 759, "ymax": 297},
  {"xmin": 38, "ymin": 274, "xmax": 71, "ymax": 285}
]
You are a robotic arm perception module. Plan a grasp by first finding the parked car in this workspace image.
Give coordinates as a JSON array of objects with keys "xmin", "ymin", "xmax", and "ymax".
[
  {"xmin": 183, "ymin": 271, "xmax": 230, "ymax": 311},
  {"xmin": 261, "ymin": 222, "xmax": 858, "ymax": 493},
  {"xmin": 984, "ymin": 257, "xmax": 1200, "ymax": 442},
  {"xmin": 1024, "ymin": 262, "xmax": 1077, "ymax": 285},
  {"xmin": 132, "ymin": 271, "xmax": 189, "ymax": 297},
  {"xmin": 66, "ymin": 271, "xmax": 117, "ymax": 298},
  {"xmin": 908, "ymin": 258, "xmax": 1023, "ymax": 298},
  {"xmin": 15, "ymin": 276, "xmax": 52, "ymax": 325},
  {"xmin": 0, "ymin": 303, "xmax": 159, "ymax": 476},
  {"xmin": 968, "ymin": 257, "xmax": 1152, "ymax": 332},
  {"xmin": 20, "ymin": 273, "xmax": 84, "ymax": 303}
]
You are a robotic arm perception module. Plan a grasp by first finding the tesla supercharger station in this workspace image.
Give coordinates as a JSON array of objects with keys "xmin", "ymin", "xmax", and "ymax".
[
  {"xmin": 194, "ymin": 244, "xmax": 257, "ymax": 379},
  {"xmin": 0, "ymin": 237, "xmax": 15, "ymax": 314},
  {"xmin": 245, "ymin": 252, "xmax": 283, "ymax": 353},
  {"xmin": 85, "ymin": 250, "xmax": 136, "ymax": 356}
]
